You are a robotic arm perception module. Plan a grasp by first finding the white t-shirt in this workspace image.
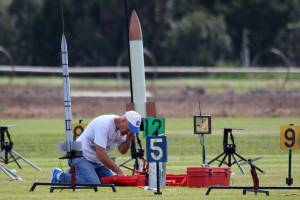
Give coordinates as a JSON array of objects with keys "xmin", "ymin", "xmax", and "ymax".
[{"xmin": 77, "ymin": 115, "xmax": 127, "ymax": 163}]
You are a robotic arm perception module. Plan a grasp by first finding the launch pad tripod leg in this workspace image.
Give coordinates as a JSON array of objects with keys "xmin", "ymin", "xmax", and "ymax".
[
  {"xmin": 231, "ymin": 153, "xmax": 245, "ymax": 174},
  {"xmin": 0, "ymin": 164, "xmax": 22, "ymax": 181},
  {"xmin": 11, "ymin": 150, "xmax": 41, "ymax": 170}
]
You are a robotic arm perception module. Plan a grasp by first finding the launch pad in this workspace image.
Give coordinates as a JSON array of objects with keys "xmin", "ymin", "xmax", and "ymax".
[
  {"xmin": 207, "ymin": 128, "xmax": 264, "ymax": 174},
  {"xmin": 30, "ymin": 178, "xmax": 116, "ymax": 192}
]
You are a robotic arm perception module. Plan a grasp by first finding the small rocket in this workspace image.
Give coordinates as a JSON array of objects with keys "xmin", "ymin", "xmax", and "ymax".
[
  {"xmin": 129, "ymin": 10, "xmax": 147, "ymax": 117},
  {"xmin": 60, "ymin": 34, "xmax": 81, "ymax": 153}
]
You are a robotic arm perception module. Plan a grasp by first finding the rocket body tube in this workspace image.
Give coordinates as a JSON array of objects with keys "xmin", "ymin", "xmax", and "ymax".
[
  {"xmin": 129, "ymin": 11, "xmax": 147, "ymax": 117},
  {"xmin": 61, "ymin": 34, "xmax": 73, "ymax": 152}
]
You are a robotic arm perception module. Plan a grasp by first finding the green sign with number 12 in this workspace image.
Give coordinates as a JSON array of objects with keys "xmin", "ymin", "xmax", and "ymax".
[{"xmin": 143, "ymin": 117, "xmax": 165, "ymax": 138}]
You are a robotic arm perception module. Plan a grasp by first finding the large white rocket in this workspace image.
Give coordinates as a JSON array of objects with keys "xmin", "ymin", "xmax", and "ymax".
[{"xmin": 129, "ymin": 10, "xmax": 147, "ymax": 117}]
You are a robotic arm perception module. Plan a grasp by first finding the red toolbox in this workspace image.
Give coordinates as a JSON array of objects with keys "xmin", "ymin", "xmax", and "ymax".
[
  {"xmin": 100, "ymin": 174, "xmax": 147, "ymax": 187},
  {"xmin": 187, "ymin": 166, "xmax": 231, "ymax": 188}
]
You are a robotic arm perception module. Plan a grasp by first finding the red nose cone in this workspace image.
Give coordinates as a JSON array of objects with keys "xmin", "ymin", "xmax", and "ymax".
[{"xmin": 129, "ymin": 10, "xmax": 142, "ymax": 41}]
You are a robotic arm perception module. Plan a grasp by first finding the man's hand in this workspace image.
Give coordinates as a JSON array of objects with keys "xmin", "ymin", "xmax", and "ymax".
[
  {"xmin": 95, "ymin": 145, "xmax": 126, "ymax": 176},
  {"xmin": 127, "ymin": 131, "xmax": 135, "ymax": 141},
  {"xmin": 115, "ymin": 168, "xmax": 126, "ymax": 176},
  {"xmin": 118, "ymin": 132, "xmax": 135, "ymax": 154}
]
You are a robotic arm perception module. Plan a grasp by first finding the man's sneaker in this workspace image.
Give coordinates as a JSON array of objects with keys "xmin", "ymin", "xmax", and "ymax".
[{"xmin": 50, "ymin": 168, "xmax": 62, "ymax": 183}]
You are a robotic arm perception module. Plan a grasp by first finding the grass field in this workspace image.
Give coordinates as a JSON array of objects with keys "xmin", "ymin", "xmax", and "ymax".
[{"xmin": 1, "ymin": 117, "xmax": 300, "ymax": 199}]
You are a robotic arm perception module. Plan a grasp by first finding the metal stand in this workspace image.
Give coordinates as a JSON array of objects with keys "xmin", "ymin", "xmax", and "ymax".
[
  {"xmin": 286, "ymin": 149, "xmax": 293, "ymax": 185},
  {"xmin": 193, "ymin": 102, "xmax": 211, "ymax": 166},
  {"xmin": 207, "ymin": 128, "xmax": 263, "ymax": 174},
  {"xmin": 241, "ymin": 158, "xmax": 268, "ymax": 195},
  {"xmin": 0, "ymin": 126, "xmax": 41, "ymax": 172},
  {"xmin": 154, "ymin": 131, "xmax": 162, "ymax": 195},
  {"xmin": 199, "ymin": 134, "xmax": 207, "ymax": 165},
  {"xmin": 154, "ymin": 161, "xmax": 162, "ymax": 195}
]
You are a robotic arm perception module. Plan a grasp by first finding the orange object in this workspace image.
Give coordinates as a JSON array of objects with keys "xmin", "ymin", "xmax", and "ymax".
[{"xmin": 187, "ymin": 167, "xmax": 231, "ymax": 188}]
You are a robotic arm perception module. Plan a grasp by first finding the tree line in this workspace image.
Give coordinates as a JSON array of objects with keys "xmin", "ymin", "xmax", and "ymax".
[{"xmin": 0, "ymin": 0, "xmax": 299, "ymax": 67}]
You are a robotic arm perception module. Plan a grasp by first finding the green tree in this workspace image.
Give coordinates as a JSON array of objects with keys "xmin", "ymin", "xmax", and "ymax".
[
  {"xmin": 32, "ymin": 0, "xmax": 136, "ymax": 66},
  {"xmin": 164, "ymin": 11, "xmax": 231, "ymax": 65},
  {"xmin": 31, "ymin": 0, "xmax": 175, "ymax": 66},
  {"xmin": 214, "ymin": 0, "xmax": 294, "ymax": 64},
  {"xmin": 0, "ymin": 1, "xmax": 14, "ymax": 64},
  {"xmin": 8, "ymin": 0, "xmax": 41, "ymax": 65},
  {"xmin": 0, "ymin": 0, "xmax": 297, "ymax": 66},
  {"xmin": 275, "ymin": 0, "xmax": 300, "ymax": 66}
]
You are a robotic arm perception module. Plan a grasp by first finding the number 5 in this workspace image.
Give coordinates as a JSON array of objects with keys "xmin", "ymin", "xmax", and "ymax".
[{"xmin": 150, "ymin": 138, "xmax": 163, "ymax": 161}]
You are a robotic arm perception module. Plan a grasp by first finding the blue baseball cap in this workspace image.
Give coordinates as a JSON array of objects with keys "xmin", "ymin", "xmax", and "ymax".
[{"xmin": 124, "ymin": 111, "xmax": 141, "ymax": 133}]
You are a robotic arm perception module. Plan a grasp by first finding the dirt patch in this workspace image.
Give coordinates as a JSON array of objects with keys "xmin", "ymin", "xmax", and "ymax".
[{"xmin": 0, "ymin": 84, "xmax": 300, "ymax": 118}]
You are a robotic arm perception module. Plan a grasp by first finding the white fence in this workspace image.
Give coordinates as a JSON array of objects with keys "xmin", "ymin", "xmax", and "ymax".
[{"xmin": 0, "ymin": 65, "xmax": 299, "ymax": 76}]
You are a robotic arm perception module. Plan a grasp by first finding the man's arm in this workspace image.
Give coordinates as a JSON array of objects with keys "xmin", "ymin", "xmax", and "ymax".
[
  {"xmin": 118, "ymin": 132, "xmax": 134, "ymax": 154},
  {"xmin": 95, "ymin": 145, "xmax": 125, "ymax": 176}
]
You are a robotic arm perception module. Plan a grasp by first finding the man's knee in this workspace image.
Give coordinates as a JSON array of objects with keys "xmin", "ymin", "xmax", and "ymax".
[
  {"xmin": 96, "ymin": 165, "xmax": 113, "ymax": 179},
  {"xmin": 85, "ymin": 176, "xmax": 101, "ymax": 184},
  {"xmin": 72, "ymin": 157, "xmax": 101, "ymax": 184}
]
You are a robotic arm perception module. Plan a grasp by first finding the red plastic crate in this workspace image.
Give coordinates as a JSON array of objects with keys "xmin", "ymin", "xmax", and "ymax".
[
  {"xmin": 187, "ymin": 166, "xmax": 231, "ymax": 188},
  {"xmin": 100, "ymin": 174, "xmax": 147, "ymax": 187}
]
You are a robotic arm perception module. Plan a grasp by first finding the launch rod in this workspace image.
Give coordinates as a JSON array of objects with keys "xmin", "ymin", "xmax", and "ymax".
[{"xmin": 123, "ymin": 0, "xmax": 134, "ymax": 103}]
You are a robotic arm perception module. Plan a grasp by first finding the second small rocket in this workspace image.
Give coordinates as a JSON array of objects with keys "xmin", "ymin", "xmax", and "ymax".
[{"xmin": 61, "ymin": 34, "xmax": 81, "ymax": 153}]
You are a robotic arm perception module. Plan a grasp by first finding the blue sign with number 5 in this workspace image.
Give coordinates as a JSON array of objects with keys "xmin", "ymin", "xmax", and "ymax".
[{"xmin": 146, "ymin": 136, "xmax": 167, "ymax": 162}]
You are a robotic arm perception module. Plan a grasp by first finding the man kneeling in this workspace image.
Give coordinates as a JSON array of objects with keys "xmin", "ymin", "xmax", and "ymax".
[{"xmin": 50, "ymin": 111, "xmax": 141, "ymax": 184}]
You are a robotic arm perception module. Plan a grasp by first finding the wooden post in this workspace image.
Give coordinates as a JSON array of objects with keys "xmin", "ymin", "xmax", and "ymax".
[
  {"xmin": 126, "ymin": 101, "xmax": 156, "ymax": 117},
  {"xmin": 125, "ymin": 102, "xmax": 135, "ymax": 111},
  {"xmin": 146, "ymin": 101, "xmax": 156, "ymax": 117}
]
